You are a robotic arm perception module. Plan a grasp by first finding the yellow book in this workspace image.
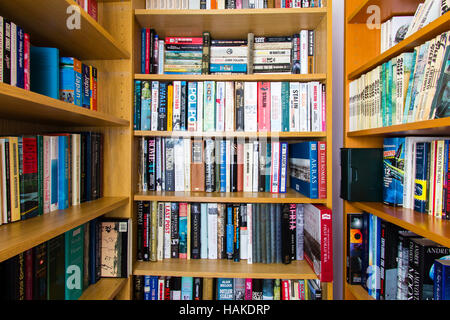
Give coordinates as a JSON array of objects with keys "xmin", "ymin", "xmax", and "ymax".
[
  {"xmin": 8, "ymin": 137, "xmax": 20, "ymax": 222},
  {"xmin": 202, "ymin": 278, "xmax": 214, "ymax": 300},
  {"xmin": 305, "ymin": 279, "xmax": 309, "ymax": 300},
  {"xmin": 167, "ymin": 84, "xmax": 173, "ymax": 131}
]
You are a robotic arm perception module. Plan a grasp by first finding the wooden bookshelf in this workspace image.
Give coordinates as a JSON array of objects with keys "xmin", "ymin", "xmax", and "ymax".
[
  {"xmin": 343, "ymin": 0, "xmax": 450, "ymax": 300},
  {"xmin": 130, "ymin": 0, "xmax": 334, "ymax": 301},
  {"xmin": 79, "ymin": 278, "xmax": 128, "ymax": 300},
  {"xmin": 0, "ymin": 197, "xmax": 129, "ymax": 263}
]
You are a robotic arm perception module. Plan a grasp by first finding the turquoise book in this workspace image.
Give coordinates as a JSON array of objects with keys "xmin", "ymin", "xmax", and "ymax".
[
  {"xmin": 281, "ymin": 82, "xmax": 290, "ymax": 132},
  {"xmin": 30, "ymin": 46, "xmax": 60, "ymax": 99},
  {"xmin": 181, "ymin": 277, "xmax": 193, "ymax": 300},
  {"xmin": 217, "ymin": 278, "xmax": 234, "ymax": 300},
  {"xmin": 402, "ymin": 50, "xmax": 418, "ymax": 123},
  {"xmin": 141, "ymin": 81, "xmax": 152, "ymax": 131},
  {"xmin": 386, "ymin": 60, "xmax": 393, "ymax": 127},
  {"xmin": 65, "ymin": 225, "xmax": 85, "ymax": 300},
  {"xmin": 381, "ymin": 63, "xmax": 387, "ymax": 127},
  {"xmin": 59, "ymin": 57, "xmax": 82, "ymax": 107},
  {"xmin": 262, "ymin": 279, "xmax": 274, "ymax": 300}
]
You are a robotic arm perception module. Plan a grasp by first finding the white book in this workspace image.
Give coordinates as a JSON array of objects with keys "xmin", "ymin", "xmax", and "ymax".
[
  {"xmin": 159, "ymin": 0, "xmax": 166, "ymax": 9},
  {"xmin": 157, "ymin": 202, "xmax": 164, "ymax": 261},
  {"xmin": 279, "ymin": 142, "xmax": 288, "ymax": 193},
  {"xmin": 151, "ymin": 81, "xmax": 159, "ymax": 131},
  {"xmin": 270, "ymin": 82, "xmax": 282, "ymax": 132},
  {"xmin": 146, "ymin": 0, "xmax": 151, "ymax": 9},
  {"xmin": 434, "ymin": 140, "xmax": 445, "ymax": 218},
  {"xmin": 43, "ymin": 136, "xmax": 51, "ymax": 214},
  {"xmin": 164, "ymin": 202, "xmax": 171, "ymax": 259},
  {"xmin": 200, "ymin": 203, "xmax": 208, "ymax": 259},
  {"xmin": 196, "ymin": 82, "xmax": 204, "ymax": 132},
  {"xmin": 184, "ymin": 138, "xmax": 191, "ymax": 191},
  {"xmin": 289, "ymin": 82, "xmax": 300, "ymax": 132},
  {"xmin": 158, "ymin": 40, "xmax": 164, "ymax": 74},
  {"xmin": 240, "ymin": 206, "xmax": 248, "ymax": 260},
  {"xmin": 405, "ymin": 3, "xmax": 425, "ymax": 37},
  {"xmin": 390, "ymin": 16, "xmax": 414, "ymax": 49},
  {"xmin": 167, "ymin": 0, "xmax": 174, "ymax": 8},
  {"xmin": 296, "ymin": 204, "xmax": 304, "ymax": 261},
  {"xmin": 207, "ymin": 0, "xmax": 211, "ymax": 9},
  {"xmin": 189, "ymin": 0, "xmax": 200, "ymax": 9},
  {"xmin": 50, "ymin": 136, "xmax": 58, "ymax": 212},
  {"xmin": 218, "ymin": 0, "xmax": 225, "ymax": 9},
  {"xmin": 243, "ymin": 142, "xmax": 253, "ymax": 192},
  {"xmin": 182, "ymin": 0, "xmax": 190, "ymax": 8},
  {"xmin": 300, "ymin": 30, "xmax": 308, "ymax": 74},
  {"xmin": 306, "ymin": 82, "xmax": 312, "ymax": 132},
  {"xmin": 247, "ymin": 204, "xmax": 253, "ymax": 264},
  {"xmin": 422, "ymin": 0, "xmax": 442, "ymax": 27},
  {"xmin": 211, "ymin": 46, "xmax": 248, "ymax": 57},
  {"xmin": 380, "ymin": 21, "xmax": 386, "ymax": 53},
  {"xmin": 172, "ymin": 81, "xmax": 182, "ymax": 131},
  {"xmin": 299, "ymin": 82, "xmax": 309, "ymax": 132},
  {"xmin": 252, "ymin": 141, "xmax": 259, "ymax": 193},
  {"xmin": 174, "ymin": 139, "xmax": 185, "ymax": 191},
  {"xmin": 244, "ymin": 82, "xmax": 258, "ymax": 132},
  {"xmin": 0, "ymin": 140, "xmax": 6, "ymax": 224},
  {"xmin": 225, "ymin": 82, "xmax": 235, "ymax": 132},
  {"xmin": 270, "ymin": 141, "xmax": 280, "ymax": 193},
  {"xmin": 10, "ymin": 22, "xmax": 16, "ymax": 87},
  {"xmin": 310, "ymin": 82, "xmax": 322, "ymax": 132},
  {"xmin": 216, "ymin": 82, "xmax": 225, "ymax": 132},
  {"xmin": 226, "ymin": 139, "xmax": 231, "ymax": 192},
  {"xmin": 396, "ymin": 55, "xmax": 405, "ymax": 125},
  {"xmin": 207, "ymin": 203, "xmax": 218, "ymax": 259},
  {"xmin": 71, "ymin": 134, "xmax": 81, "ymax": 206}
]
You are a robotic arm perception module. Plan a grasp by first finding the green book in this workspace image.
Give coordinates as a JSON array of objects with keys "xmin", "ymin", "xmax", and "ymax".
[
  {"xmin": 381, "ymin": 63, "xmax": 387, "ymax": 127},
  {"xmin": 47, "ymin": 234, "xmax": 65, "ymax": 300},
  {"xmin": 65, "ymin": 225, "xmax": 84, "ymax": 300},
  {"xmin": 203, "ymin": 81, "xmax": 215, "ymax": 131},
  {"xmin": 273, "ymin": 279, "xmax": 281, "ymax": 300},
  {"xmin": 403, "ymin": 50, "xmax": 418, "ymax": 123},
  {"xmin": 386, "ymin": 60, "xmax": 393, "ymax": 127},
  {"xmin": 281, "ymin": 82, "xmax": 290, "ymax": 132}
]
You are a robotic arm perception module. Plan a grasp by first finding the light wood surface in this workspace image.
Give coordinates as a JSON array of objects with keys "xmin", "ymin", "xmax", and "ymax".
[
  {"xmin": 0, "ymin": 83, "xmax": 129, "ymax": 127},
  {"xmin": 135, "ymin": 130, "xmax": 327, "ymax": 139},
  {"xmin": 347, "ymin": 0, "xmax": 423, "ymax": 24},
  {"xmin": 345, "ymin": 283, "xmax": 375, "ymax": 300},
  {"xmin": 0, "ymin": 197, "xmax": 129, "ymax": 263},
  {"xmin": 134, "ymin": 190, "xmax": 328, "ymax": 204},
  {"xmin": 134, "ymin": 259, "xmax": 318, "ymax": 279},
  {"xmin": 135, "ymin": 73, "xmax": 328, "ymax": 82},
  {"xmin": 0, "ymin": 0, "xmax": 129, "ymax": 60},
  {"xmin": 79, "ymin": 278, "xmax": 128, "ymax": 300}
]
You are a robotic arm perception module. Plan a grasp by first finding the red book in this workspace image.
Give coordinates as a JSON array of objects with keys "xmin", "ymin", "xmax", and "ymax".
[
  {"xmin": 286, "ymin": 0, "xmax": 291, "ymax": 7},
  {"xmin": 237, "ymin": 141, "xmax": 244, "ymax": 192},
  {"xmin": 275, "ymin": 0, "xmax": 281, "ymax": 7},
  {"xmin": 281, "ymin": 280, "xmax": 290, "ymax": 300},
  {"xmin": 298, "ymin": 280, "xmax": 305, "ymax": 300},
  {"xmin": 143, "ymin": 202, "xmax": 150, "ymax": 261},
  {"xmin": 25, "ymin": 249, "xmax": 33, "ymax": 300},
  {"xmin": 318, "ymin": 141, "xmax": 327, "ymax": 199},
  {"xmin": 164, "ymin": 278, "xmax": 171, "ymax": 300},
  {"xmin": 158, "ymin": 278, "xmax": 165, "ymax": 300},
  {"xmin": 145, "ymin": 29, "xmax": 151, "ymax": 74},
  {"xmin": 88, "ymin": 0, "xmax": 98, "ymax": 21},
  {"xmin": 164, "ymin": 37, "xmax": 203, "ymax": 45},
  {"xmin": 304, "ymin": 204, "xmax": 333, "ymax": 282},
  {"xmin": 244, "ymin": 278, "xmax": 252, "ymax": 300},
  {"xmin": 24, "ymin": 33, "xmax": 30, "ymax": 90},
  {"xmin": 257, "ymin": 82, "xmax": 271, "ymax": 132}
]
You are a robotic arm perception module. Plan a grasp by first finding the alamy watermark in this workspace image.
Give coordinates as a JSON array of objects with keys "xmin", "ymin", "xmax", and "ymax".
[
  {"xmin": 366, "ymin": 5, "xmax": 381, "ymax": 30},
  {"xmin": 66, "ymin": 5, "xmax": 81, "ymax": 30}
]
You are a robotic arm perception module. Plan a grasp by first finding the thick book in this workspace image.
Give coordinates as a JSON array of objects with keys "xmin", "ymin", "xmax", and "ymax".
[
  {"xmin": 59, "ymin": 57, "xmax": 82, "ymax": 107},
  {"xmin": 18, "ymin": 136, "xmax": 39, "ymax": 220},
  {"xmin": 383, "ymin": 137, "xmax": 406, "ymax": 206},
  {"xmin": 100, "ymin": 219, "xmax": 129, "ymax": 278},
  {"xmin": 141, "ymin": 81, "xmax": 152, "ymax": 130},
  {"xmin": 379, "ymin": 220, "xmax": 400, "ymax": 300},
  {"xmin": 30, "ymin": 46, "xmax": 59, "ymax": 99},
  {"xmin": 191, "ymin": 140, "xmax": 205, "ymax": 191},
  {"xmin": 190, "ymin": 203, "xmax": 201, "ymax": 259},
  {"xmin": 64, "ymin": 226, "xmax": 84, "ymax": 300},
  {"xmin": 181, "ymin": 277, "xmax": 194, "ymax": 300},
  {"xmin": 289, "ymin": 141, "xmax": 318, "ymax": 198}
]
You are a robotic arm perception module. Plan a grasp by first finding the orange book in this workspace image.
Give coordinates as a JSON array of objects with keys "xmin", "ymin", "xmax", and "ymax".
[
  {"xmin": 191, "ymin": 140, "xmax": 205, "ymax": 192},
  {"xmin": 211, "ymin": 0, "xmax": 217, "ymax": 9}
]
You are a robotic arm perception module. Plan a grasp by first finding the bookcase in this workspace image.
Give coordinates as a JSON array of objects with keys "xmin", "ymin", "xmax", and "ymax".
[
  {"xmin": 130, "ymin": 0, "xmax": 333, "ymax": 300},
  {"xmin": 343, "ymin": 0, "xmax": 450, "ymax": 300},
  {"xmin": 0, "ymin": 0, "xmax": 132, "ymax": 300}
]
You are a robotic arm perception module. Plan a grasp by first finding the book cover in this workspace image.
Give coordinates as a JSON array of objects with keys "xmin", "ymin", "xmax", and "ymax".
[
  {"xmin": 18, "ymin": 136, "xmax": 39, "ymax": 220},
  {"xmin": 64, "ymin": 226, "xmax": 84, "ymax": 300},
  {"xmin": 181, "ymin": 277, "xmax": 194, "ymax": 300},
  {"xmin": 170, "ymin": 202, "xmax": 180, "ymax": 259},
  {"xmin": 434, "ymin": 259, "xmax": 450, "ymax": 300},
  {"xmin": 217, "ymin": 278, "xmax": 234, "ymax": 300},
  {"xmin": 191, "ymin": 203, "xmax": 201, "ymax": 259},
  {"xmin": 191, "ymin": 140, "xmax": 205, "ymax": 191},
  {"xmin": 289, "ymin": 141, "xmax": 318, "ymax": 198},
  {"xmin": 100, "ymin": 219, "xmax": 129, "ymax": 278},
  {"xmin": 179, "ymin": 203, "xmax": 188, "ymax": 259},
  {"xmin": 141, "ymin": 81, "xmax": 152, "ymax": 131},
  {"xmin": 30, "ymin": 46, "xmax": 59, "ymax": 99},
  {"xmin": 414, "ymin": 142, "xmax": 430, "ymax": 213},
  {"xmin": 208, "ymin": 203, "xmax": 218, "ymax": 259},
  {"xmin": 203, "ymin": 81, "xmax": 216, "ymax": 131},
  {"xmin": 383, "ymin": 137, "xmax": 406, "ymax": 206}
]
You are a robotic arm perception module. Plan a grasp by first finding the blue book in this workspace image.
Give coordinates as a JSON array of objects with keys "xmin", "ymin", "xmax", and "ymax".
[
  {"xmin": 200, "ymin": 203, "xmax": 208, "ymax": 259},
  {"xmin": 141, "ymin": 28, "xmax": 146, "ymax": 74},
  {"xmin": 64, "ymin": 225, "xmax": 84, "ymax": 300},
  {"xmin": 220, "ymin": 140, "xmax": 226, "ymax": 192},
  {"xmin": 289, "ymin": 141, "xmax": 318, "ymax": 198},
  {"xmin": 217, "ymin": 278, "xmax": 234, "ymax": 300},
  {"xmin": 265, "ymin": 143, "xmax": 271, "ymax": 192},
  {"xmin": 187, "ymin": 82, "xmax": 197, "ymax": 131},
  {"xmin": 403, "ymin": 50, "xmax": 418, "ymax": 123},
  {"xmin": 180, "ymin": 81, "xmax": 187, "ymax": 131},
  {"xmin": 82, "ymin": 64, "xmax": 90, "ymax": 108},
  {"xmin": 134, "ymin": 80, "xmax": 142, "ymax": 130},
  {"xmin": 30, "ymin": 46, "xmax": 59, "ymax": 99},
  {"xmin": 383, "ymin": 137, "xmax": 405, "ymax": 206},
  {"xmin": 262, "ymin": 279, "xmax": 274, "ymax": 300},
  {"xmin": 141, "ymin": 81, "xmax": 151, "ymax": 131},
  {"xmin": 181, "ymin": 277, "xmax": 193, "ymax": 300},
  {"xmin": 434, "ymin": 259, "xmax": 450, "ymax": 300},
  {"xmin": 279, "ymin": 142, "xmax": 288, "ymax": 193},
  {"xmin": 368, "ymin": 214, "xmax": 374, "ymax": 297},
  {"xmin": 414, "ymin": 142, "xmax": 430, "ymax": 213},
  {"xmin": 150, "ymin": 276, "xmax": 158, "ymax": 300},
  {"xmin": 58, "ymin": 135, "xmax": 69, "ymax": 210},
  {"xmin": 59, "ymin": 57, "xmax": 82, "ymax": 107},
  {"xmin": 226, "ymin": 205, "xmax": 234, "ymax": 260},
  {"xmin": 16, "ymin": 26, "xmax": 24, "ymax": 89},
  {"xmin": 144, "ymin": 276, "xmax": 151, "ymax": 300},
  {"xmin": 210, "ymin": 64, "xmax": 247, "ymax": 73}
]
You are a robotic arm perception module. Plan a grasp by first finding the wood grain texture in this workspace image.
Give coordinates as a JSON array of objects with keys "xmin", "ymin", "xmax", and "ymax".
[
  {"xmin": 0, "ymin": 0, "xmax": 129, "ymax": 60},
  {"xmin": 348, "ymin": 0, "xmax": 423, "ymax": 24},
  {"xmin": 134, "ymin": 259, "xmax": 318, "ymax": 279},
  {"xmin": 79, "ymin": 278, "xmax": 128, "ymax": 300},
  {"xmin": 0, "ymin": 197, "xmax": 129, "ymax": 263},
  {"xmin": 345, "ymin": 283, "xmax": 375, "ymax": 300}
]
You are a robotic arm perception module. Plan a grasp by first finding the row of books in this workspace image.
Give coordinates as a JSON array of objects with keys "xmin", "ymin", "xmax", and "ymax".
[
  {"xmin": 141, "ymin": 32, "xmax": 316, "ymax": 75},
  {"xmin": 75, "ymin": 0, "xmax": 99, "ymax": 21},
  {"xmin": 134, "ymin": 276, "xmax": 323, "ymax": 300},
  {"xmin": 134, "ymin": 80, "xmax": 326, "ymax": 133},
  {"xmin": 0, "ymin": 218, "xmax": 130, "ymax": 300},
  {"xmin": 0, "ymin": 133, "xmax": 103, "ymax": 226},
  {"xmin": 144, "ymin": 0, "xmax": 324, "ymax": 9},
  {"xmin": 347, "ymin": 212, "xmax": 450, "ymax": 300},
  {"xmin": 348, "ymin": 31, "xmax": 449, "ymax": 131},
  {"xmin": 383, "ymin": 137, "xmax": 450, "ymax": 220},
  {"xmin": 136, "ymin": 201, "xmax": 332, "ymax": 282}
]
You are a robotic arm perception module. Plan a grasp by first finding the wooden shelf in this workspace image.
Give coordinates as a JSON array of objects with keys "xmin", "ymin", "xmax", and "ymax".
[
  {"xmin": 348, "ymin": 12, "xmax": 450, "ymax": 80},
  {"xmin": 0, "ymin": 197, "xmax": 129, "ymax": 263},
  {"xmin": 135, "ymin": 73, "xmax": 328, "ymax": 82},
  {"xmin": 347, "ymin": 0, "xmax": 422, "ymax": 24},
  {"xmin": 0, "ymin": 83, "xmax": 129, "ymax": 127},
  {"xmin": 134, "ymin": 190, "xmax": 326, "ymax": 204},
  {"xmin": 0, "ymin": 0, "xmax": 129, "ymax": 60},
  {"xmin": 79, "ymin": 278, "xmax": 128, "ymax": 300},
  {"xmin": 347, "ymin": 117, "xmax": 450, "ymax": 137},
  {"xmin": 134, "ymin": 259, "xmax": 318, "ymax": 279},
  {"xmin": 135, "ymin": 130, "xmax": 327, "ymax": 139},
  {"xmin": 345, "ymin": 283, "xmax": 375, "ymax": 300},
  {"xmin": 134, "ymin": 8, "xmax": 327, "ymax": 38},
  {"xmin": 351, "ymin": 202, "xmax": 450, "ymax": 248}
]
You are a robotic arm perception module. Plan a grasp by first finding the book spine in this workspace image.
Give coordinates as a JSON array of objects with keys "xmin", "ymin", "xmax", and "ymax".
[
  {"xmin": 10, "ymin": 22, "xmax": 16, "ymax": 87},
  {"xmin": 164, "ymin": 202, "xmax": 171, "ymax": 259},
  {"xmin": 16, "ymin": 26, "xmax": 24, "ymax": 89},
  {"xmin": 158, "ymin": 82, "xmax": 168, "ymax": 131},
  {"xmin": 3, "ymin": 20, "xmax": 11, "ymax": 85},
  {"xmin": 244, "ymin": 82, "xmax": 258, "ymax": 132},
  {"xmin": 208, "ymin": 204, "xmax": 218, "ymax": 259},
  {"xmin": 226, "ymin": 205, "xmax": 234, "ymax": 260},
  {"xmin": 281, "ymin": 204, "xmax": 291, "ymax": 264},
  {"xmin": 171, "ymin": 202, "xmax": 179, "ymax": 258},
  {"xmin": 137, "ymin": 201, "xmax": 144, "ymax": 261},
  {"xmin": 200, "ymin": 203, "xmax": 208, "ymax": 259},
  {"xmin": 257, "ymin": 82, "xmax": 271, "ymax": 132},
  {"xmin": 179, "ymin": 203, "xmax": 188, "ymax": 259},
  {"xmin": 217, "ymin": 204, "xmax": 225, "ymax": 259},
  {"xmin": 187, "ymin": 82, "xmax": 197, "ymax": 131},
  {"xmin": 233, "ymin": 205, "xmax": 240, "ymax": 262},
  {"xmin": 203, "ymin": 81, "xmax": 216, "ymax": 131},
  {"xmin": 247, "ymin": 204, "xmax": 253, "ymax": 264},
  {"xmin": 151, "ymin": 81, "xmax": 159, "ymax": 131},
  {"xmin": 150, "ymin": 202, "xmax": 158, "ymax": 262},
  {"xmin": 167, "ymin": 84, "xmax": 174, "ymax": 131},
  {"xmin": 216, "ymin": 82, "xmax": 225, "ymax": 132},
  {"xmin": 414, "ymin": 142, "xmax": 429, "ymax": 213},
  {"xmin": 271, "ymin": 141, "xmax": 280, "ymax": 193},
  {"xmin": 191, "ymin": 203, "xmax": 201, "ymax": 259},
  {"xmin": 82, "ymin": 64, "xmax": 90, "ymax": 108},
  {"xmin": 23, "ymin": 33, "xmax": 30, "ymax": 90},
  {"xmin": 279, "ymin": 142, "xmax": 288, "ymax": 194},
  {"xmin": 289, "ymin": 204, "xmax": 297, "ymax": 260},
  {"xmin": 157, "ymin": 202, "xmax": 165, "ymax": 260},
  {"xmin": 235, "ymin": 82, "xmax": 245, "ymax": 131},
  {"xmin": 252, "ymin": 141, "xmax": 259, "ymax": 192},
  {"xmin": 134, "ymin": 81, "xmax": 142, "ymax": 130},
  {"xmin": 196, "ymin": 82, "xmax": 204, "ymax": 132},
  {"xmin": 202, "ymin": 32, "xmax": 211, "ymax": 75},
  {"xmin": 225, "ymin": 82, "xmax": 235, "ymax": 132},
  {"xmin": 318, "ymin": 141, "xmax": 327, "ymax": 199}
]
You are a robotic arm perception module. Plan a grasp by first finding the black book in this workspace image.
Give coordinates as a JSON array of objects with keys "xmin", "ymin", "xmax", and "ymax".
[
  {"xmin": 235, "ymin": 82, "xmax": 245, "ymax": 131},
  {"xmin": 258, "ymin": 142, "xmax": 266, "ymax": 192},
  {"xmin": 158, "ymin": 82, "xmax": 168, "ymax": 131},
  {"xmin": 252, "ymin": 279, "xmax": 263, "ymax": 300},
  {"xmin": 380, "ymin": 220, "xmax": 400, "ymax": 300},
  {"xmin": 205, "ymin": 139, "xmax": 215, "ymax": 192},
  {"xmin": 200, "ymin": 0, "xmax": 207, "ymax": 9},
  {"xmin": 269, "ymin": 204, "xmax": 276, "ymax": 264},
  {"xmin": 171, "ymin": 202, "xmax": 179, "ymax": 259},
  {"xmin": 193, "ymin": 277, "xmax": 203, "ymax": 300},
  {"xmin": 47, "ymin": 234, "xmax": 65, "ymax": 300},
  {"xmin": 171, "ymin": 277, "xmax": 182, "ymax": 300},
  {"xmin": 134, "ymin": 276, "xmax": 144, "ymax": 300},
  {"xmin": 33, "ymin": 243, "xmax": 47, "ymax": 300},
  {"xmin": 152, "ymin": 33, "xmax": 158, "ymax": 74},
  {"xmin": 191, "ymin": 203, "xmax": 201, "ymax": 259},
  {"xmin": 3, "ymin": 20, "xmax": 11, "ymax": 85},
  {"xmin": 136, "ymin": 201, "xmax": 144, "ymax": 261},
  {"xmin": 231, "ymin": 141, "xmax": 238, "ymax": 192},
  {"xmin": 265, "ymin": 204, "xmax": 271, "ymax": 263},
  {"xmin": 165, "ymin": 138, "xmax": 175, "ymax": 191},
  {"xmin": 260, "ymin": 204, "xmax": 267, "ymax": 264},
  {"xmin": 281, "ymin": 204, "xmax": 291, "ymax": 264},
  {"xmin": 233, "ymin": 204, "xmax": 240, "ymax": 262},
  {"xmin": 202, "ymin": 32, "xmax": 210, "ymax": 75},
  {"xmin": 95, "ymin": 218, "xmax": 102, "ymax": 283},
  {"xmin": 180, "ymin": 81, "xmax": 187, "ymax": 130},
  {"xmin": 251, "ymin": 204, "xmax": 257, "ymax": 263},
  {"xmin": 149, "ymin": 29, "xmax": 155, "ymax": 74},
  {"xmin": 0, "ymin": 255, "xmax": 20, "ymax": 300},
  {"xmin": 255, "ymin": 204, "xmax": 261, "ymax": 263},
  {"xmin": 226, "ymin": 0, "xmax": 236, "ymax": 9},
  {"xmin": 80, "ymin": 133, "xmax": 87, "ymax": 203},
  {"xmin": 142, "ymin": 201, "xmax": 150, "ymax": 261},
  {"xmin": 147, "ymin": 138, "xmax": 156, "ymax": 191},
  {"xmin": 275, "ymin": 204, "xmax": 282, "ymax": 263},
  {"xmin": 291, "ymin": 34, "xmax": 301, "ymax": 74},
  {"xmin": 289, "ymin": 204, "xmax": 297, "ymax": 261},
  {"xmin": 347, "ymin": 213, "xmax": 363, "ymax": 285}
]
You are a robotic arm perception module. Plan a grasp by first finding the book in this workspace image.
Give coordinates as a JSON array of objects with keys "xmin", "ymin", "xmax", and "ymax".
[
  {"xmin": 434, "ymin": 259, "xmax": 450, "ymax": 300},
  {"xmin": 64, "ymin": 226, "xmax": 84, "ymax": 300},
  {"xmin": 30, "ymin": 46, "xmax": 59, "ymax": 99},
  {"xmin": 100, "ymin": 219, "xmax": 129, "ymax": 278},
  {"xmin": 383, "ymin": 137, "xmax": 406, "ymax": 207},
  {"xmin": 289, "ymin": 141, "xmax": 318, "ymax": 198}
]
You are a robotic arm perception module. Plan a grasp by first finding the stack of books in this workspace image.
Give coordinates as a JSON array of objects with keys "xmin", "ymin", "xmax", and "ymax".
[
  {"xmin": 209, "ymin": 37, "xmax": 248, "ymax": 74},
  {"xmin": 164, "ymin": 36, "xmax": 203, "ymax": 75},
  {"xmin": 144, "ymin": 0, "xmax": 325, "ymax": 9}
]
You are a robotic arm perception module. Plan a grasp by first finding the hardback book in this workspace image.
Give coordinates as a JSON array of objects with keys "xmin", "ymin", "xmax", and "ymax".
[
  {"xmin": 434, "ymin": 259, "xmax": 450, "ymax": 300},
  {"xmin": 208, "ymin": 203, "xmax": 218, "ymax": 259},
  {"xmin": 304, "ymin": 204, "xmax": 333, "ymax": 282},
  {"xmin": 244, "ymin": 82, "xmax": 258, "ymax": 132},
  {"xmin": 281, "ymin": 204, "xmax": 291, "ymax": 264},
  {"xmin": 30, "ymin": 46, "xmax": 59, "ymax": 99},
  {"xmin": 100, "ymin": 219, "xmax": 129, "ymax": 278},
  {"xmin": 289, "ymin": 204, "xmax": 297, "ymax": 261},
  {"xmin": 65, "ymin": 225, "xmax": 84, "ymax": 300},
  {"xmin": 289, "ymin": 141, "xmax": 318, "ymax": 198}
]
